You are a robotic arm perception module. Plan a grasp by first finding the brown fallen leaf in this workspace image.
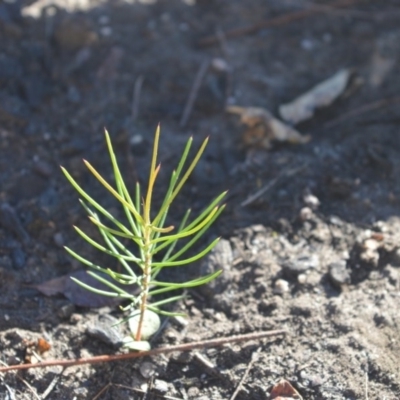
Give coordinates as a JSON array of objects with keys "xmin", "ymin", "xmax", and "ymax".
[
  {"xmin": 279, "ymin": 69, "xmax": 353, "ymax": 125},
  {"xmin": 226, "ymin": 105, "xmax": 310, "ymax": 149},
  {"xmin": 23, "ymin": 337, "xmax": 51, "ymax": 364},
  {"xmin": 37, "ymin": 338, "xmax": 51, "ymax": 354},
  {"xmin": 269, "ymin": 379, "xmax": 303, "ymax": 400}
]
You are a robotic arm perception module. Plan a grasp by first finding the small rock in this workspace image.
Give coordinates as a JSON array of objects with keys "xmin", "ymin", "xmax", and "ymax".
[
  {"xmin": 86, "ymin": 314, "xmax": 123, "ymax": 348},
  {"xmin": 297, "ymin": 273, "xmax": 307, "ymax": 284},
  {"xmin": 164, "ymin": 327, "xmax": 180, "ymax": 343},
  {"xmin": 73, "ymin": 387, "xmax": 89, "ymax": 399},
  {"xmin": 58, "ymin": 304, "xmax": 75, "ymax": 320},
  {"xmin": 328, "ymin": 261, "xmax": 350, "ymax": 287},
  {"xmin": 172, "ymin": 315, "xmax": 188, "ymax": 328},
  {"xmin": 129, "ymin": 132, "xmax": 148, "ymax": 155},
  {"xmin": 153, "ymin": 379, "xmax": 168, "ymax": 393},
  {"xmin": 139, "ymin": 361, "xmax": 156, "ymax": 379},
  {"xmin": 53, "ymin": 232, "xmax": 64, "ymax": 247},
  {"xmin": 360, "ymin": 238, "xmax": 380, "ymax": 267},
  {"xmin": 374, "ymin": 312, "xmax": 394, "ymax": 328},
  {"xmin": 199, "ymin": 239, "xmax": 233, "ymax": 297},
  {"xmin": 6, "ymin": 355, "xmax": 21, "ymax": 366},
  {"xmin": 282, "ymin": 254, "xmax": 319, "ymax": 279},
  {"xmin": 290, "ymin": 295, "xmax": 313, "ymax": 317},
  {"xmin": 303, "ymin": 192, "xmax": 320, "ymax": 209},
  {"xmin": 273, "ymin": 279, "xmax": 290, "ymax": 294},
  {"xmin": 187, "ymin": 387, "xmax": 201, "ymax": 398},
  {"xmin": 299, "ymin": 206, "xmax": 313, "ymax": 221},
  {"xmin": 210, "ymin": 58, "xmax": 230, "ymax": 73},
  {"xmin": 70, "ymin": 313, "xmax": 83, "ymax": 324}
]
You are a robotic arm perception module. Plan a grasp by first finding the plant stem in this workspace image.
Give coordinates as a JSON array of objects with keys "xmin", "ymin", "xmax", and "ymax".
[{"xmin": 135, "ymin": 224, "xmax": 152, "ymax": 341}]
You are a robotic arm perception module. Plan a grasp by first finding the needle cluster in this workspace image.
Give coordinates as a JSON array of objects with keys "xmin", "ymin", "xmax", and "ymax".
[{"xmin": 61, "ymin": 125, "xmax": 226, "ymax": 350}]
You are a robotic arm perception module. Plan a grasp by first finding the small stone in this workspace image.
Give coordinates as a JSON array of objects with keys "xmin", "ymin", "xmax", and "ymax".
[
  {"xmin": 360, "ymin": 238, "xmax": 380, "ymax": 267},
  {"xmin": 187, "ymin": 387, "xmax": 200, "ymax": 397},
  {"xmin": 86, "ymin": 315, "xmax": 123, "ymax": 348},
  {"xmin": 6, "ymin": 355, "xmax": 21, "ymax": 365},
  {"xmin": 303, "ymin": 193, "xmax": 320, "ymax": 209},
  {"xmin": 297, "ymin": 273, "xmax": 307, "ymax": 284},
  {"xmin": 290, "ymin": 295, "xmax": 313, "ymax": 317},
  {"xmin": 199, "ymin": 239, "xmax": 233, "ymax": 297},
  {"xmin": 70, "ymin": 314, "xmax": 82, "ymax": 324},
  {"xmin": 53, "ymin": 232, "xmax": 64, "ymax": 247},
  {"xmin": 273, "ymin": 279, "xmax": 290, "ymax": 294},
  {"xmin": 172, "ymin": 315, "xmax": 188, "ymax": 328},
  {"xmin": 164, "ymin": 327, "xmax": 180, "ymax": 343},
  {"xmin": 73, "ymin": 387, "xmax": 89, "ymax": 399},
  {"xmin": 299, "ymin": 206, "xmax": 313, "ymax": 221},
  {"xmin": 282, "ymin": 254, "xmax": 319, "ymax": 279},
  {"xmin": 211, "ymin": 58, "xmax": 229, "ymax": 73},
  {"xmin": 139, "ymin": 361, "xmax": 156, "ymax": 379},
  {"xmin": 328, "ymin": 261, "xmax": 350, "ymax": 287},
  {"xmin": 130, "ymin": 134, "xmax": 144, "ymax": 146},
  {"xmin": 153, "ymin": 379, "xmax": 168, "ymax": 393},
  {"xmin": 58, "ymin": 304, "xmax": 75, "ymax": 320}
]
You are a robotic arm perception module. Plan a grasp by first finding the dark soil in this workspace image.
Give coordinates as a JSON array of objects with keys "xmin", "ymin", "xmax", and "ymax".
[{"xmin": 1, "ymin": 1, "xmax": 400, "ymax": 399}]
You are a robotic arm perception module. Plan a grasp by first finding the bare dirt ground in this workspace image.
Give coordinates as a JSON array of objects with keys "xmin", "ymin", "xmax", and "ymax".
[{"xmin": 1, "ymin": 0, "xmax": 400, "ymax": 399}]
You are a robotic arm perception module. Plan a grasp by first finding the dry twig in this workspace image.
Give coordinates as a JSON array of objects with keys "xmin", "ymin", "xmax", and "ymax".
[
  {"xmin": 324, "ymin": 96, "xmax": 400, "ymax": 128},
  {"xmin": 132, "ymin": 75, "xmax": 144, "ymax": 121},
  {"xmin": 41, "ymin": 368, "xmax": 65, "ymax": 399},
  {"xmin": 0, "ymin": 329, "xmax": 286, "ymax": 373},
  {"xmin": 241, "ymin": 164, "xmax": 307, "ymax": 207},
  {"xmin": 229, "ymin": 347, "xmax": 261, "ymax": 400},
  {"xmin": 113, "ymin": 383, "xmax": 184, "ymax": 400},
  {"xmin": 180, "ymin": 60, "xmax": 210, "ymax": 127},
  {"xmin": 198, "ymin": 0, "xmax": 363, "ymax": 47},
  {"xmin": 92, "ymin": 382, "xmax": 112, "ymax": 400}
]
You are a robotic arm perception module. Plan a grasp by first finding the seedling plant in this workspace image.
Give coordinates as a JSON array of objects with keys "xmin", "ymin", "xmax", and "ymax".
[{"xmin": 61, "ymin": 126, "xmax": 226, "ymax": 350}]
